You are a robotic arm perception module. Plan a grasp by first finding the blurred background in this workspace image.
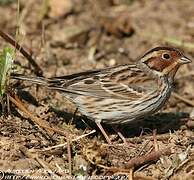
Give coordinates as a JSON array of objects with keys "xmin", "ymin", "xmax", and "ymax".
[{"xmin": 0, "ymin": 0, "xmax": 193, "ymax": 74}]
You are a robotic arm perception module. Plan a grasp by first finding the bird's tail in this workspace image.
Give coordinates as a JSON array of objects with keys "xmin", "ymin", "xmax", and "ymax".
[
  {"xmin": 11, "ymin": 74, "xmax": 78, "ymax": 95},
  {"xmin": 11, "ymin": 74, "xmax": 49, "ymax": 86}
]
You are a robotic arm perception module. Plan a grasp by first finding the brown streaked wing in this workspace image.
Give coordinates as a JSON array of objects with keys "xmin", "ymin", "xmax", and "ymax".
[{"xmin": 59, "ymin": 64, "xmax": 159, "ymax": 100}]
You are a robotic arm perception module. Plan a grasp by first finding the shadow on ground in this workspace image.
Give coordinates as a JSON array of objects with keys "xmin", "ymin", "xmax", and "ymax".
[{"xmin": 52, "ymin": 106, "xmax": 190, "ymax": 139}]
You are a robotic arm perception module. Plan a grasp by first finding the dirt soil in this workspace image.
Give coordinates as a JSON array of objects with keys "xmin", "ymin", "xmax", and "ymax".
[{"xmin": 0, "ymin": 0, "xmax": 194, "ymax": 179}]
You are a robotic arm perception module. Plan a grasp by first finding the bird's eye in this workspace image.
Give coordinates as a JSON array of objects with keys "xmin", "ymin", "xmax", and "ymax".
[{"xmin": 162, "ymin": 53, "xmax": 171, "ymax": 60}]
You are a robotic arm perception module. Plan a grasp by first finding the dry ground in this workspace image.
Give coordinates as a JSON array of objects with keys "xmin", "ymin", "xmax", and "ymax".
[{"xmin": 0, "ymin": 0, "xmax": 194, "ymax": 179}]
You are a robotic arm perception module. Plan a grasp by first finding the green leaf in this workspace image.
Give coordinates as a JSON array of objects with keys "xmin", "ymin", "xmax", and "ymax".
[{"xmin": 0, "ymin": 47, "xmax": 14, "ymax": 96}]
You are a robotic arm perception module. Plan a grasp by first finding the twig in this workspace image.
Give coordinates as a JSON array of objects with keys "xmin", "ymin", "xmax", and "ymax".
[
  {"xmin": 153, "ymin": 129, "xmax": 158, "ymax": 152},
  {"xmin": 129, "ymin": 169, "xmax": 133, "ymax": 180},
  {"xmin": 9, "ymin": 94, "xmax": 53, "ymax": 135},
  {"xmin": 124, "ymin": 148, "xmax": 172, "ymax": 169},
  {"xmin": 9, "ymin": 93, "xmax": 68, "ymax": 137},
  {"xmin": 172, "ymin": 92, "xmax": 194, "ymax": 107},
  {"xmin": 94, "ymin": 148, "xmax": 172, "ymax": 172},
  {"xmin": 67, "ymin": 137, "xmax": 72, "ymax": 176},
  {"xmin": 19, "ymin": 146, "xmax": 61, "ymax": 179},
  {"xmin": 0, "ymin": 30, "xmax": 43, "ymax": 76},
  {"xmin": 136, "ymin": 140, "xmax": 151, "ymax": 157},
  {"xmin": 35, "ymin": 130, "xmax": 96, "ymax": 152}
]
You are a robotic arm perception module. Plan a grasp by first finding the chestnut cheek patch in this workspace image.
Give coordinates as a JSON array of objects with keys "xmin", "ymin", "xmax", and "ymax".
[{"xmin": 145, "ymin": 57, "xmax": 174, "ymax": 72}]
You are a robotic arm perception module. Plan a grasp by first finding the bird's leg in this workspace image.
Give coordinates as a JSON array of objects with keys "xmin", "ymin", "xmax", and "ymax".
[
  {"xmin": 117, "ymin": 131, "xmax": 128, "ymax": 144},
  {"xmin": 112, "ymin": 126, "xmax": 127, "ymax": 145},
  {"xmin": 95, "ymin": 121, "xmax": 112, "ymax": 144},
  {"xmin": 113, "ymin": 126, "xmax": 135, "ymax": 147}
]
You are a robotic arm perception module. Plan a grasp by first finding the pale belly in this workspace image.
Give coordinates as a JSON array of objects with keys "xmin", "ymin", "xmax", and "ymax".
[{"xmin": 72, "ymin": 88, "xmax": 171, "ymax": 124}]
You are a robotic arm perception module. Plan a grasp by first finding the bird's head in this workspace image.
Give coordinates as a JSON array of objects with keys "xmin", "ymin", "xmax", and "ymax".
[{"xmin": 140, "ymin": 46, "xmax": 191, "ymax": 79}]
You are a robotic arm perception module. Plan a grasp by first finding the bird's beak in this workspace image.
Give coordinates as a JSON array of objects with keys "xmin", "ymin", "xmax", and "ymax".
[{"xmin": 180, "ymin": 56, "xmax": 191, "ymax": 64}]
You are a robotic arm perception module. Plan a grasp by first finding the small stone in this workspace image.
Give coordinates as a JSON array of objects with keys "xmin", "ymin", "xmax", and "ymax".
[{"xmin": 109, "ymin": 59, "xmax": 116, "ymax": 66}]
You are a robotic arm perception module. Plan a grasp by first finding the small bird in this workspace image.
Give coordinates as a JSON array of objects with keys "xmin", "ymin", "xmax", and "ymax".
[{"xmin": 12, "ymin": 47, "xmax": 191, "ymax": 144}]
